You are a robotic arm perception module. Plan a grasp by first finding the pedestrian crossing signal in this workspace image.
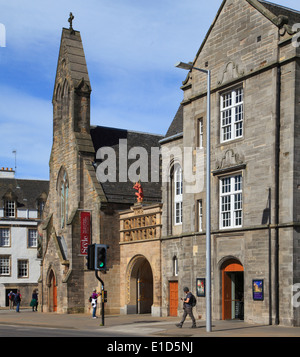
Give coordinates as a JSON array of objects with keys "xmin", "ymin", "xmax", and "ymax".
[
  {"xmin": 86, "ymin": 244, "xmax": 108, "ymax": 271},
  {"xmin": 96, "ymin": 244, "xmax": 108, "ymax": 271}
]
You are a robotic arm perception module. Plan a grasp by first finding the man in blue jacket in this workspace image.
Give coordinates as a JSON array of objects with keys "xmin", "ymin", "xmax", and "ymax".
[
  {"xmin": 176, "ymin": 287, "xmax": 197, "ymax": 328},
  {"xmin": 15, "ymin": 290, "xmax": 21, "ymax": 313}
]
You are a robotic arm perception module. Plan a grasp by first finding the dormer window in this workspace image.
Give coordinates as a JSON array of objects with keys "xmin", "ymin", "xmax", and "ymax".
[
  {"xmin": 38, "ymin": 200, "xmax": 45, "ymax": 219},
  {"xmin": 37, "ymin": 192, "xmax": 47, "ymax": 219},
  {"xmin": 4, "ymin": 200, "xmax": 16, "ymax": 218}
]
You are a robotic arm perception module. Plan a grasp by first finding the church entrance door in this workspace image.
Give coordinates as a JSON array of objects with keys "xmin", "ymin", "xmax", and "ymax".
[
  {"xmin": 222, "ymin": 259, "xmax": 244, "ymax": 320},
  {"xmin": 49, "ymin": 270, "xmax": 57, "ymax": 312}
]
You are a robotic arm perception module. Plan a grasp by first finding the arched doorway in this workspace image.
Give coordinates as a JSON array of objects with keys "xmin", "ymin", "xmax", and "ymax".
[
  {"xmin": 126, "ymin": 256, "xmax": 153, "ymax": 314},
  {"xmin": 48, "ymin": 270, "xmax": 57, "ymax": 312},
  {"xmin": 221, "ymin": 259, "xmax": 244, "ymax": 320}
]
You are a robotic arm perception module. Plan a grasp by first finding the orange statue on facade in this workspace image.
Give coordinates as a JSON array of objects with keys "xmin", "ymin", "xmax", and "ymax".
[{"xmin": 133, "ymin": 181, "xmax": 144, "ymax": 203}]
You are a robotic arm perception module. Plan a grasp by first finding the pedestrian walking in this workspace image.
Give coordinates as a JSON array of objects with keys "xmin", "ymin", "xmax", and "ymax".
[
  {"xmin": 176, "ymin": 287, "xmax": 197, "ymax": 328},
  {"xmin": 90, "ymin": 289, "xmax": 100, "ymax": 319},
  {"xmin": 14, "ymin": 290, "xmax": 21, "ymax": 313},
  {"xmin": 8, "ymin": 291, "xmax": 15, "ymax": 310},
  {"xmin": 30, "ymin": 289, "xmax": 38, "ymax": 311}
]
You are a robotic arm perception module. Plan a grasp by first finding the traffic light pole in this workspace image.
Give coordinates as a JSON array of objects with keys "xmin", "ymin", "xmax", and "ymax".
[{"xmin": 95, "ymin": 270, "xmax": 105, "ymax": 326}]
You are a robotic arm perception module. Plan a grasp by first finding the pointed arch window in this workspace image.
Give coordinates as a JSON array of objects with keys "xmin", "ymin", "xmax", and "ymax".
[
  {"xmin": 62, "ymin": 79, "xmax": 70, "ymax": 118},
  {"xmin": 60, "ymin": 171, "xmax": 69, "ymax": 228}
]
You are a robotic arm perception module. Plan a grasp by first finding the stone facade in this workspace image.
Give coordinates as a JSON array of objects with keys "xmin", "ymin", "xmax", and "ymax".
[
  {"xmin": 37, "ymin": 1, "xmax": 300, "ymax": 326},
  {"xmin": 119, "ymin": 203, "xmax": 162, "ymax": 316},
  {"xmin": 161, "ymin": 0, "xmax": 300, "ymax": 326},
  {"xmin": 39, "ymin": 26, "xmax": 162, "ymax": 315}
]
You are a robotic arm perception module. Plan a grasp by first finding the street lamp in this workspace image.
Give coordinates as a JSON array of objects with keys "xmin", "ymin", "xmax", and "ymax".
[{"xmin": 175, "ymin": 61, "xmax": 212, "ymax": 333}]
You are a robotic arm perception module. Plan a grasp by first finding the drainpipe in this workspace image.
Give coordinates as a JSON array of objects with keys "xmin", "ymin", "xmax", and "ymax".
[{"xmin": 274, "ymin": 64, "xmax": 281, "ymax": 325}]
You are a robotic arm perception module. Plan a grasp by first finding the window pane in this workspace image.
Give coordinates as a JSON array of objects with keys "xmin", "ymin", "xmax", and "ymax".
[
  {"xmin": 28, "ymin": 229, "xmax": 37, "ymax": 247},
  {"xmin": 5, "ymin": 201, "xmax": 15, "ymax": 217},
  {"xmin": 220, "ymin": 175, "xmax": 243, "ymax": 229},
  {"xmin": 235, "ymin": 104, "xmax": 243, "ymax": 137},
  {"xmin": 222, "ymin": 211, "xmax": 231, "ymax": 227},
  {"xmin": 18, "ymin": 260, "xmax": 28, "ymax": 278},
  {"xmin": 221, "ymin": 88, "xmax": 243, "ymax": 142},
  {"xmin": 223, "ymin": 92, "xmax": 232, "ymax": 108},
  {"xmin": 173, "ymin": 257, "xmax": 179, "ymax": 276},
  {"xmin": 175, "ymin": 167, "xmax": 183, "ymax": 196},
  {"xmin": 175, "ymin": 202, "xmax": 183, "ymax": 224},
  {"xmin": 236, "ymin": 88, "xmax": 243, "ymax": 103},
  {"xmin": 222, "ymin": 195, "xmax": 231, "ymax": 212},
  {"xmin": 0, "ymin": 257, "xmax": 10, "ymax": 275},
  {"xmin": 199, "ymin": 119, "xmax": 203, "ymax": 148},
  {"xmin": 198, "ymin": 200, "xmax": 203, "ymax": 232},
  {"xmin": 235, "ymin": 175, "xmax": 242, "ymax": 191},
  {"xmin": 0, "ymin": 229, "xmax": 10, "ymax": 246},
  {"xmin": 222, "ymin": 177, "xmax": 231, "ymax": 193}
]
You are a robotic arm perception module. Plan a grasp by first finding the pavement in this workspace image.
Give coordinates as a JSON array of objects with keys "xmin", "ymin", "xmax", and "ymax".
[{"xmin": 0, "ymin": 307, "xmax": 300, "ymax": 338}]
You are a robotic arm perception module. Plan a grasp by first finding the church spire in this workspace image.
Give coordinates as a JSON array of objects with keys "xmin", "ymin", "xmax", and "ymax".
[{"xmin": 52, "ymin": 19, "xmax": 92, "ymax": 135}]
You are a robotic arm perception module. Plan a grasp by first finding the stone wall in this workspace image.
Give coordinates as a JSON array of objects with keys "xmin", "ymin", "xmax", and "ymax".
[{"xmin": 161, "ymin": 0, "xmax": 300, "ymax": 326}]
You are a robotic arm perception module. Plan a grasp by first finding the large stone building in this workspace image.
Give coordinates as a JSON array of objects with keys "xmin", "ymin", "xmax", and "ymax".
[
  {"xmin": 161, "ymin": 0, "xmax": 300, "ymax": 326},
  {"xmin": 0, "ymin": 168, "xmax": 48, "ymax": 307},
  {"xmin": 38, "ymin": 22, "xmax": 162, "ymax": 314}
]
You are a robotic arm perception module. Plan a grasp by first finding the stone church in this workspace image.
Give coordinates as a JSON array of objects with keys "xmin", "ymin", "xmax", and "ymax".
[
  {"xmin": 160, "ymin": 0, "xmax": 300, "ymax": 326},
  {"xmin": 38, "ymin": 21, "xmax": 162, "ymax": 314}
]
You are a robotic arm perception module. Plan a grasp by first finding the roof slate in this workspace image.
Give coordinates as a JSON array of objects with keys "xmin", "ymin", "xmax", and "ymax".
[
  {"xmin": 91, "ymin": 126, "xmax": 163, "ymax": 204},
  {"xmin": 0, "ymin": 178, "xmax": 49, "ymax": 210},
  {"xmin": 164, "ymin": 105, "xmax": 184, "ymax": 139}
]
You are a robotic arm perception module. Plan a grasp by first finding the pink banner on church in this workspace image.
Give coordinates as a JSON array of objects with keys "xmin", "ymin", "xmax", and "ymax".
[{"xmin": 80, "ymin": 211, "xmax": 90, "ymax": 255}]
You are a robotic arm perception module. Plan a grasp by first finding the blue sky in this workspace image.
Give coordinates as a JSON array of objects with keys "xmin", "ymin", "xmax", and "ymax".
[{"xmin": 0, "ymin": 0, "xmax": 299, "ymax": 180}]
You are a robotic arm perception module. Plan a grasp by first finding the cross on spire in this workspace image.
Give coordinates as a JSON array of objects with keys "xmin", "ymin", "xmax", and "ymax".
[{"xmin": 68, "ymin": 12, "xmax": 74, "ymax": 31}]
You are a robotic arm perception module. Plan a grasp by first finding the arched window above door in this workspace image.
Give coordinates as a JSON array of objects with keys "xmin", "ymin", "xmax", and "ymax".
[
  {"xmin": 57, "ymin": 167, "xmax": 69, "ymax": 229},
  {"xmin": 173, "ymin": 256, "xmax": 179, "ymax": 276}
]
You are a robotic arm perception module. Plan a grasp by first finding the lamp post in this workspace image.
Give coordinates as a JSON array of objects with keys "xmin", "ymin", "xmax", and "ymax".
[{"xmin": 175, "ymin": 62, "xmax": 211, "ymax": 332}]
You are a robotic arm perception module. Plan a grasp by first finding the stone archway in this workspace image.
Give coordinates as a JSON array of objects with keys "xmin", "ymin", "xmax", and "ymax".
[{"xmin": 125, "ymin": 255, "xmax": 153, "ymax": 314}]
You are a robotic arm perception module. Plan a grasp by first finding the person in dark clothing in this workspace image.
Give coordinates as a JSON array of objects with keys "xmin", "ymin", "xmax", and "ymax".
[
  {"xmin": 15, "ymin": 290, "xmax": 21, "ymax": 313},
  {"xmin": 176, "ymin": 287, "xmax": 197, "ymax": 328},
  {"xmin": 30, "ymin": 289, "xmax": 38, "ymax": 311}
]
